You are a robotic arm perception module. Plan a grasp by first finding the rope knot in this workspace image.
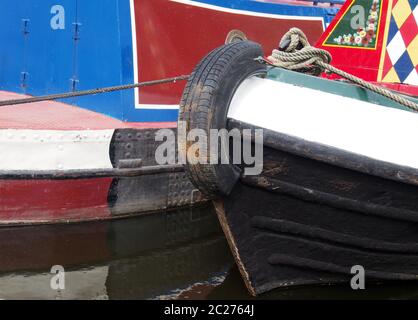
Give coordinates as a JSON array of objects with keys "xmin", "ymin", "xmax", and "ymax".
[
  {"xmin": 267, "ymin": 28, "xmax": 332, "ymax": 76},
  {"xmin": 264, "ymin": 27, "xmax": 418, "ymax": 112},
  {"xmin": 278, "ymin": 27, "xmax": 309, "ymax": 52}
]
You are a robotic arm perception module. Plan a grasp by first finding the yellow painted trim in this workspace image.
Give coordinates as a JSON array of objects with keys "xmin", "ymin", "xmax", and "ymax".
[
  {"xmin": 377, "ymin": 0, "xmax": 393, "ymax": 81},
  {"xmin": 321, "ymin": 43, "xmax": 379, "ymax": 50},
  {"xmin": 322, "ymin": 0, "xmax": 384, "ymax": 51}
]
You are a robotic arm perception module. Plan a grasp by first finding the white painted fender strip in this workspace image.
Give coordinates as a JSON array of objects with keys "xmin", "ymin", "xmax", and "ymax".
[
  {"xmin": 228, "ymin": 77, "xmax": 418, "ymax": 170},
  {"xmin": 0, "ymin": 129, "xmax": 115, "ymax": 171},
  {"xmin": 170, "ymin": 0, "xmax": 325, "ymax": 21}
]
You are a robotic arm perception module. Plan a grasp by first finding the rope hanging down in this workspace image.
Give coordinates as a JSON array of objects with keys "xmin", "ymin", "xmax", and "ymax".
[
  {"xmin": 267, "ymin": 28, "xmax": 418, "ymax": 112},
  {"xmin": 0, "ymin": 75, "xmax": 189, "ymax": 107}
]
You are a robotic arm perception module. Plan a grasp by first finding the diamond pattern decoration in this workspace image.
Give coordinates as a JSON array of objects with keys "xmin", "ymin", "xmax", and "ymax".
[
  {"xmin": 383, "ymin": 67, "xmax": 401, "ymax": 82},
  {"xmin": 407, "ymin": 34, "xmax": 418, "ymax": 65},
  {"xmin": 393, "ymin": 50, "xmax": 415, "ymax": 81},
  {"xmin": 399, "ymin": 11, "xmax": 418, "ymax": 45},
  {"xmin": 387, "ymin": 16, "xmax": 399, "ymax": 41},
  {"xmin": 404, "ymin": 68, "xmax": 418, "ymax": 84},
  {"xmin": 386, "ymin": 31, "xmax": 406, "ymax": 64},
  {"xmin": 392, "ymin": 0, "xmax": 412, "ymax": 27},
  {"xmin": 381, "ymin": 0, "xmax": 418, "ymax": 85}
]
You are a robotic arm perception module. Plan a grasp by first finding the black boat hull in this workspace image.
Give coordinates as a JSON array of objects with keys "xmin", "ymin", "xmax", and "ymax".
[{"xmin": 216, "ymin": 122, "xmax": 418, "ymax": 295}]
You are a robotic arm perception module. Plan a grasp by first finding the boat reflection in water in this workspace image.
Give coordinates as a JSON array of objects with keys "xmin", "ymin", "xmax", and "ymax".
[
  {"xmin": 3, "ymin": 201, "xmax": 418, "ymax": 299},
  {"xmin": 0, "ymin": 203, "xmax": 233, "ymax": 300}
]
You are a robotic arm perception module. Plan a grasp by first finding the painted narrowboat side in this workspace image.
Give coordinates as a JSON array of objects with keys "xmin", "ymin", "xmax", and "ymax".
[{"xmin": 0, "ymin": 0, "xmax": 339, "ymax": 225}]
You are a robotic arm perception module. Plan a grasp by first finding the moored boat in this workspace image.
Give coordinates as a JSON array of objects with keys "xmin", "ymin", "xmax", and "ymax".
[
  {"xmin": 0, "ymin": 0, "xmax": 339, "ymax": 225},
  {"xmin": 179, "ymin": 0, "xmax": 418, "ymax": 295}
]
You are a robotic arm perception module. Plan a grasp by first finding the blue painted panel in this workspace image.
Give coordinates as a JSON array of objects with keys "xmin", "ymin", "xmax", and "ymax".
[
  {"xmin": 0, "ymin": 1, "xmax": 29, "ymax": 93},
  {"xmin": 24, "ymin": 0, "xmax": 76, "ymax": 96},
  {"xmin": 191, "ymin": 0, "xmax": 339, "ymax": 18},
  {"xmin": 0, "ymin": 0, "xmax": 338, "ymax": 123},
  {"xmin": 118, "ymin": 0, "xmax": 137, "ymax": 122},
  {"xmin": 73, "ymin": 0, "xmax": 125, "ymax": 119},
  {"xmin": 72, "ymin": 0, "xmax": 174, "ymax": 122}
]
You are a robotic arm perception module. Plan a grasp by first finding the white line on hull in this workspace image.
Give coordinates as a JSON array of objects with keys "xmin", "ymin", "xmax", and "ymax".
[
  {"xmin": 0, "ymin": 129, "xmax": 114, "ymax": 171},
  {"xmin": 170, "ymin": 0, "xmax": 325, "ymax": 21}
]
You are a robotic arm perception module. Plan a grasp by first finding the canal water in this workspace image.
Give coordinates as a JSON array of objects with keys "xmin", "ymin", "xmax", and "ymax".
[{"xmin": 1, "ymin": 202, "xmax": 418, "ymax": 300}]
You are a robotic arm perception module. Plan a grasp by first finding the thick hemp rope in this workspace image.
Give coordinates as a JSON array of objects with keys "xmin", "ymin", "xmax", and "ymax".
[{"xmin": 267, "ymin": 28, "xmax": 418, "ymax": 112}]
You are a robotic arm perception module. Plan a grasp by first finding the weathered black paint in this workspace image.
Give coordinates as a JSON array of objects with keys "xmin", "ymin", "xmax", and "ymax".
[
  {"xmin": 229, "ymin": 119, "xmax": 418, "ymax": 187},
  {"xmin": 217, "ymin": 121, "xmax": 418, "ymax": 295}
]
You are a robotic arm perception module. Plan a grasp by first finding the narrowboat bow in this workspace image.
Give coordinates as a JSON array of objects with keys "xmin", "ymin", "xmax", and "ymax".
[{"xmin": 179, "ymin": 0, "xmax": 418, "ymax": 295}]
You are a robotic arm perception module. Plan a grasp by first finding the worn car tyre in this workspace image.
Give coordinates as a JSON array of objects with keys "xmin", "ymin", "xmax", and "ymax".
[{"xmin": 179, "ymin": 41, "xmax": 267, "ymax": 197}]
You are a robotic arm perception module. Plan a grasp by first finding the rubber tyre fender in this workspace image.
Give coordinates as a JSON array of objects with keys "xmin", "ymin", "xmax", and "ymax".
[{"xmin": 179, "ymin": 41, "xmax": 267, "ymax": 197}]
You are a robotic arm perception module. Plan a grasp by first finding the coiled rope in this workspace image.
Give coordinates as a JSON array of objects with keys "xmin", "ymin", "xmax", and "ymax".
[{"xmin": 267, "ymin": 28, "xmax": 418, "ymax": 112}]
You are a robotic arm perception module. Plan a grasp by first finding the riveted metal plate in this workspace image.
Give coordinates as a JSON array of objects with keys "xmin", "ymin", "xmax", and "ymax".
[{"xmin": 110, "ymin": 128, "xmax": 177, "ymax": 167}]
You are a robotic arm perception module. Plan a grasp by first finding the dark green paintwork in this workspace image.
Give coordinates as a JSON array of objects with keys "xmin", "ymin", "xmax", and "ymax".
[
  {"xmin": 323, "ymin": 0, "xmax": 380, "ymax": 48},
  {"xmin": 266, "ymin": 67, "xmax": 418, "ymax": 113}
]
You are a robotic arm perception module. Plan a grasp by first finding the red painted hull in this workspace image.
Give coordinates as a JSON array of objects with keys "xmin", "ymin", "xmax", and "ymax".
[
  {"xmin": 134, "ymin": 0, "xmax": 326, "ymax": 105},
  {"xmin": 0, "ymin": 179, "xmax": 112, "ymax": 224},
  {"xmin": 0, "ymin": 0, "xmax": 327, "ymax": 225}
]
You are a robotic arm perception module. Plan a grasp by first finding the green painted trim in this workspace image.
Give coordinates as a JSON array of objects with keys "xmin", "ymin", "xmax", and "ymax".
[{"xmin": 266, "ymin": 67, "xmax": 418, "ymax": 113}]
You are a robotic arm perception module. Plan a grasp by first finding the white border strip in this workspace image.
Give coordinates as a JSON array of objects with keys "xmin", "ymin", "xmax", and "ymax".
[
  {"xmin": 130, "ymin": 0, "xmax": 140, "ymax": 108},
  {"xmin": 135, "ymin": 104, "xmax": 180, "ymax": 110},
  {"xmin": 170, "ymin": 0, "xmax": 324, "ymax": 21},
  {"xmin": 130, "ymin": 0, "xmax": 180, "ymax": 111},
  {"xmin": 0, "ymin": 129, "xmax": 115, "ymax": 170}
]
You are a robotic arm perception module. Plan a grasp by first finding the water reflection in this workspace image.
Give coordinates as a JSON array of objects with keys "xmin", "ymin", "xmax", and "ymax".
[
  {"xmin": 2, "ymin": 202, "xmax": 418, "ymax": 300},
  {"xmin": 0, "ymin": 203, "xmax": 233, "ymax": 299}
]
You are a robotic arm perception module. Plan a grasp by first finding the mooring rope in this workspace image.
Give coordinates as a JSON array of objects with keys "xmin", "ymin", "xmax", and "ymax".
[
  {"xmin": 267, "ymin": 28, "xmax": 418, "ymax": 112},
  {"xmin": 0, "ymin": 75, "xmax": 189, "ymax": 107}
]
